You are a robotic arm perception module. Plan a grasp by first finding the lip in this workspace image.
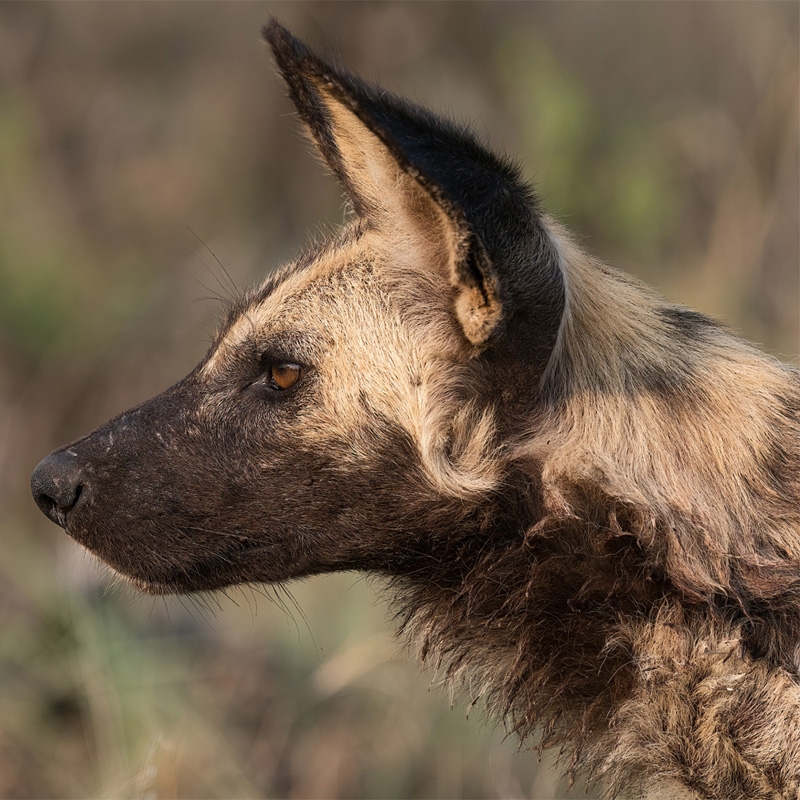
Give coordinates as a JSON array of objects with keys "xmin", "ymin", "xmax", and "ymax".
[{"xmin": 97, "ymin": 539, "xmax": 285, "ymax": 596}]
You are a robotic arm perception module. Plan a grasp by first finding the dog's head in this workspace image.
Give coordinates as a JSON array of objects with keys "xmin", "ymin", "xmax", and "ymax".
[{"xmin": 30, "ymin": 21, "xmax": 565, "ymax": 594}]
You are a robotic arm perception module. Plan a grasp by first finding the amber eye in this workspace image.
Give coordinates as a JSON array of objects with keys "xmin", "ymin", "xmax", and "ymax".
[{"xmin": 268, "ymin": 362, "xmax": 302, "ymax": 391}]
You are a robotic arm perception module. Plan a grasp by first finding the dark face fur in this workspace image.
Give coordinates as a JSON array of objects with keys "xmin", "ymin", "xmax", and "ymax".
[{"xmin": 34, "ymin": 358, "xmax": 425, "ymax": 594}]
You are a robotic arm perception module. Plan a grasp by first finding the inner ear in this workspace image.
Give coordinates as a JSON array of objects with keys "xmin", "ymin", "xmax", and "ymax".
[
  {"xmin": 315, "ymin": 84, "xmax": 502, "ymax": 348},
  {"xmin": 315, "ymin": 88, "xmax": 407, "ymax": 220}
]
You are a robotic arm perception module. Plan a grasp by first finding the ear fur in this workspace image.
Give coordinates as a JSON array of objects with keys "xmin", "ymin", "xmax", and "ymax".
[{"xmin": 263, "ymin": 19, "xmax": 564, "ymax": 360}]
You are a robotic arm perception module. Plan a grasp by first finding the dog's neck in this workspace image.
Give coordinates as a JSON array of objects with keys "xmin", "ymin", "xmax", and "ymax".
[{"xmin": 390, "ymin": 495, "xmax": 800, "ymax": 798}]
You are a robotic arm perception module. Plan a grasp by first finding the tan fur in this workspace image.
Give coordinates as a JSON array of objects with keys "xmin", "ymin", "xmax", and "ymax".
[
  {"xmin": 203, "ymin": 86, "xmax": 507, "ymax": 499},
  {"xmin": 533, "ymin": 224, "xmax": 798, "ymax": 594}
]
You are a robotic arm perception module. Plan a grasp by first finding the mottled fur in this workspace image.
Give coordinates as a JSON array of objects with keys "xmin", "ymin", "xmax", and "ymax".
[{"xmin": 31, "ymin": 21, "xmax": 800, "ymax": 799}]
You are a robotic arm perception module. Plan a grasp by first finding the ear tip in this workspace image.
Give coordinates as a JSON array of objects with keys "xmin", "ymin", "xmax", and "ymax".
[
  {"xmin": 261, "ymin": 17, "xmax": 290, "ymax": 48},
  {"xmin": 262, "ymin": 18, "xmax": 314, "ymax": 72}
]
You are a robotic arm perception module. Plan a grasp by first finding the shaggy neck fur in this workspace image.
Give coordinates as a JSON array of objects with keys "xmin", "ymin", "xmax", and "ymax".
[{"xmin": 393, "ymin": 226, "xmax": 800, "ymax": 799}]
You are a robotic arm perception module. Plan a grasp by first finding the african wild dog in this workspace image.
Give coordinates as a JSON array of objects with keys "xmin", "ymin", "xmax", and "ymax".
[{"xmin": 30, "ymin": 20, "xmax": 800, "ymax": 800}]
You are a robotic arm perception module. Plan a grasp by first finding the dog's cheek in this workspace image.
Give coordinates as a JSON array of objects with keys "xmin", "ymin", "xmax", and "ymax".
[{"xmin": 264, "ymin": 424, "xmax": 448, "ymax": 573}]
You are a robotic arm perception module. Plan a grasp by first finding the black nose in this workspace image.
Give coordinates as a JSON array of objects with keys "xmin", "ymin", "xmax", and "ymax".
[{"xmin": 31, "ymin": 450, "xmax": 87, "ymax": 528}]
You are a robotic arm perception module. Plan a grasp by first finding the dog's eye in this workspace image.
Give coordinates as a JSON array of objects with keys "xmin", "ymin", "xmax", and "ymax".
[{"xmin": 267, "ymin": 362, "xmax": 302, "ymax": 391}]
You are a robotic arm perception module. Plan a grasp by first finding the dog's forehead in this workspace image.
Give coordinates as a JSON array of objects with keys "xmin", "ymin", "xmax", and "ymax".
[{"xmin": 202, "ymin": 230, "xmax": 394, "ymax": 375}]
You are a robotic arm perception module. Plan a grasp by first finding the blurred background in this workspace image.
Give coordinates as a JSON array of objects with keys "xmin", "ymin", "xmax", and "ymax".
[{"xmin": 0, "ymin": 3, "xmax": 797, "ymax": 798}]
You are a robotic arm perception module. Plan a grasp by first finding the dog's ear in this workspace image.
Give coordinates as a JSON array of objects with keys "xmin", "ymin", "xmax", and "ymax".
[{"xmin": 264, "ymin": 20, "xmax": 564, "ymax": 355}]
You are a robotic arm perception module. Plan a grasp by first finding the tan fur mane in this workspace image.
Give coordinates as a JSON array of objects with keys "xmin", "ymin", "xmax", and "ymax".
[{"xmin": 394, "ymin": 222, "xmax": 800, "ymax": 799}]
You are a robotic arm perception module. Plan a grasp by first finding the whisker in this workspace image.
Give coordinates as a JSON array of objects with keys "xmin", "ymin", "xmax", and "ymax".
[{"xmin": 187, "ymin": 226, "xmax": 240, "ymax": 299}]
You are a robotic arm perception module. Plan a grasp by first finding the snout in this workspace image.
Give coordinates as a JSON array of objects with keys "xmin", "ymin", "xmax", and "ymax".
[{"xmin": 31, "ymin": 449, "xmax": 89, "ymax": 529}]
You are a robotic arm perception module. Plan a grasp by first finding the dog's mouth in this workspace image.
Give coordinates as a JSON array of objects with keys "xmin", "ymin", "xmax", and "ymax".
[
  {"xmin": 67, "ymin": 519, "xmax": 297, "ymax": 596},
  {"xmin": 94, "ymin": 552, "xmax": 246, "ymax": 596},
  {"xmin": 72, "ymin": 539, "xmax": 203, "ymax": 596}
]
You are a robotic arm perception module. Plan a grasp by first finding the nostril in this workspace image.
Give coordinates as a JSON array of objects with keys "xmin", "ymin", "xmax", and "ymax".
[{"xmin": 31, "ymin": 450, "xmax": 87, "ymax": 529}]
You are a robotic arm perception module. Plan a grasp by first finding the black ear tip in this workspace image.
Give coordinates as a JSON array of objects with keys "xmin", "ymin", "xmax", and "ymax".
[
  {"xmin": 261, "ymin": 17, "xmax": 288, "ymax": 48},
  {"xmin": 262, "ymin": 18, "xmax": 312, "ymax": 69}
]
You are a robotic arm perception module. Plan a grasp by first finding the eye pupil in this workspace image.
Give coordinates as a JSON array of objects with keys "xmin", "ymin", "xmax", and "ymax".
[{"xmin": 270, "ymin": 362, "xmax": 301, "ymax": 391}]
